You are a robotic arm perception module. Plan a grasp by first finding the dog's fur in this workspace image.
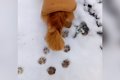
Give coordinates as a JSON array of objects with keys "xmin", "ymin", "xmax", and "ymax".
[{"xmin": 45, "ymin": 11, "xmax": 74, "ymax": 51}]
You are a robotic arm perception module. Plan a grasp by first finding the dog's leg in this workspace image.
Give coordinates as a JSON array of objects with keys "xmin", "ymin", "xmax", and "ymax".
[
  {"xmin": 45, "ymin": 12, "xmax": 66, "ymax": 51},
  {"xmin": 45, "ymin": 25, "xmax": 65, "ymax": 51}
]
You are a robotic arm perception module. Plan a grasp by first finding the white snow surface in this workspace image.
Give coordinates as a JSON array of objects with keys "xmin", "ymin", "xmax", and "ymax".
[{"xmin": 18, "ymin": 0, "xmax": 102, "ymax": 80}]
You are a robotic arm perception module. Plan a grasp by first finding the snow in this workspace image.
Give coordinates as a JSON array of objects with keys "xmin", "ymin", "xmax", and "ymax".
[
  {"xmin": 0, "ymin": 0, "xmax": 17, "ymax": 80},
  {"xmin": 18, "ymin": 0, "xmax": 102, "ymax": 80}
]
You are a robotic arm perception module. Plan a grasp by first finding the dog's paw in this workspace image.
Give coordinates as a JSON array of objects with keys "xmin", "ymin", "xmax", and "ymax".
[
  {"xmin": 62, "ymin": 30, "xmax": 69, "ymax": 38},
  {"xmin": 46, "ymin": 29, "xmax": 65, "ymax": 51}
]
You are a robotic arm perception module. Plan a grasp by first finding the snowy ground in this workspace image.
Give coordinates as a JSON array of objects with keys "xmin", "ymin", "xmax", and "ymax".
[{"xmin": 18, "ymin": 0, "xmax": 103, "ymax": 80}]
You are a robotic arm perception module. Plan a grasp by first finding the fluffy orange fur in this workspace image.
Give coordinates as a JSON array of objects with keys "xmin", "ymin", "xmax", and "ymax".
[{"xmin": 45, "ymin": 11, "xmax": 74, "ymax": 51}]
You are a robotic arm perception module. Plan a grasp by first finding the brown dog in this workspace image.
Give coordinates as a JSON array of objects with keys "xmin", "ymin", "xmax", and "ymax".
[{"xmin": 41, "ymin": 0, "xmax": 76, "ymax": 51}]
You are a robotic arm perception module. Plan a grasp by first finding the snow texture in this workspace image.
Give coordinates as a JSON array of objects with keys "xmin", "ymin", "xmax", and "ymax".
[{"xmin": 18, "ymin": 0, "xmax": 102, "ymax": 80}]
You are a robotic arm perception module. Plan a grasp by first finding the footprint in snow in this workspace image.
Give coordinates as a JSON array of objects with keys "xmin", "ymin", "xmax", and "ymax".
[
  {"xmin": 62, "ymin": 59, "xmax": 70, "ymax": 68},
  {"xmin": 38, "ymin": 57, "xmax": 46, "ymax": 65},
  {"xmin": 64, "ymin": 45, "xmax": 71, "ymax": 53},
  {"xmin": 47, "ymin": 66, "xmax": 56, "ymax": 75},
  {"xmin": 43, "ymin": 47, "xmax": 50, "ymax": 54},
  {"xmin": 73, "ymin": 21, "xmax": 89, "ymax": 38},
  {"xmin": 18, "ymin": 67, "xmax": 24, "ymax": 75}
]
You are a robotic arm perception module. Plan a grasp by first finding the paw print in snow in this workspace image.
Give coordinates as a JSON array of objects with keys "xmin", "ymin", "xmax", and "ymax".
[
  {"xmin": 80, "ymin": 22, "xmax": 89, "ymax": 35},
  {"xmin": 62, "ymin": 59, "xmax": 70, "ymax": 68},
  {"xmin": 64, "ymin": 45, "xmax": 71, "ymax": 53},
  {"xmin": 38, "ymin": 57, "xmax": 46, "ymax": 65},
  {"xmin": 73, "ymin": 21, "xmax": 89, "ymax": 38},
  {"xmin": 18, "ymin": 67, "xmax": 24, "ymax": 75},
  {"xmin": 47, "ymin": 66, "xmax": 56, "ymax": 75},
  {"xmin": 43, "ymin": 47, "xmax": 50, "ymax": 54}
]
